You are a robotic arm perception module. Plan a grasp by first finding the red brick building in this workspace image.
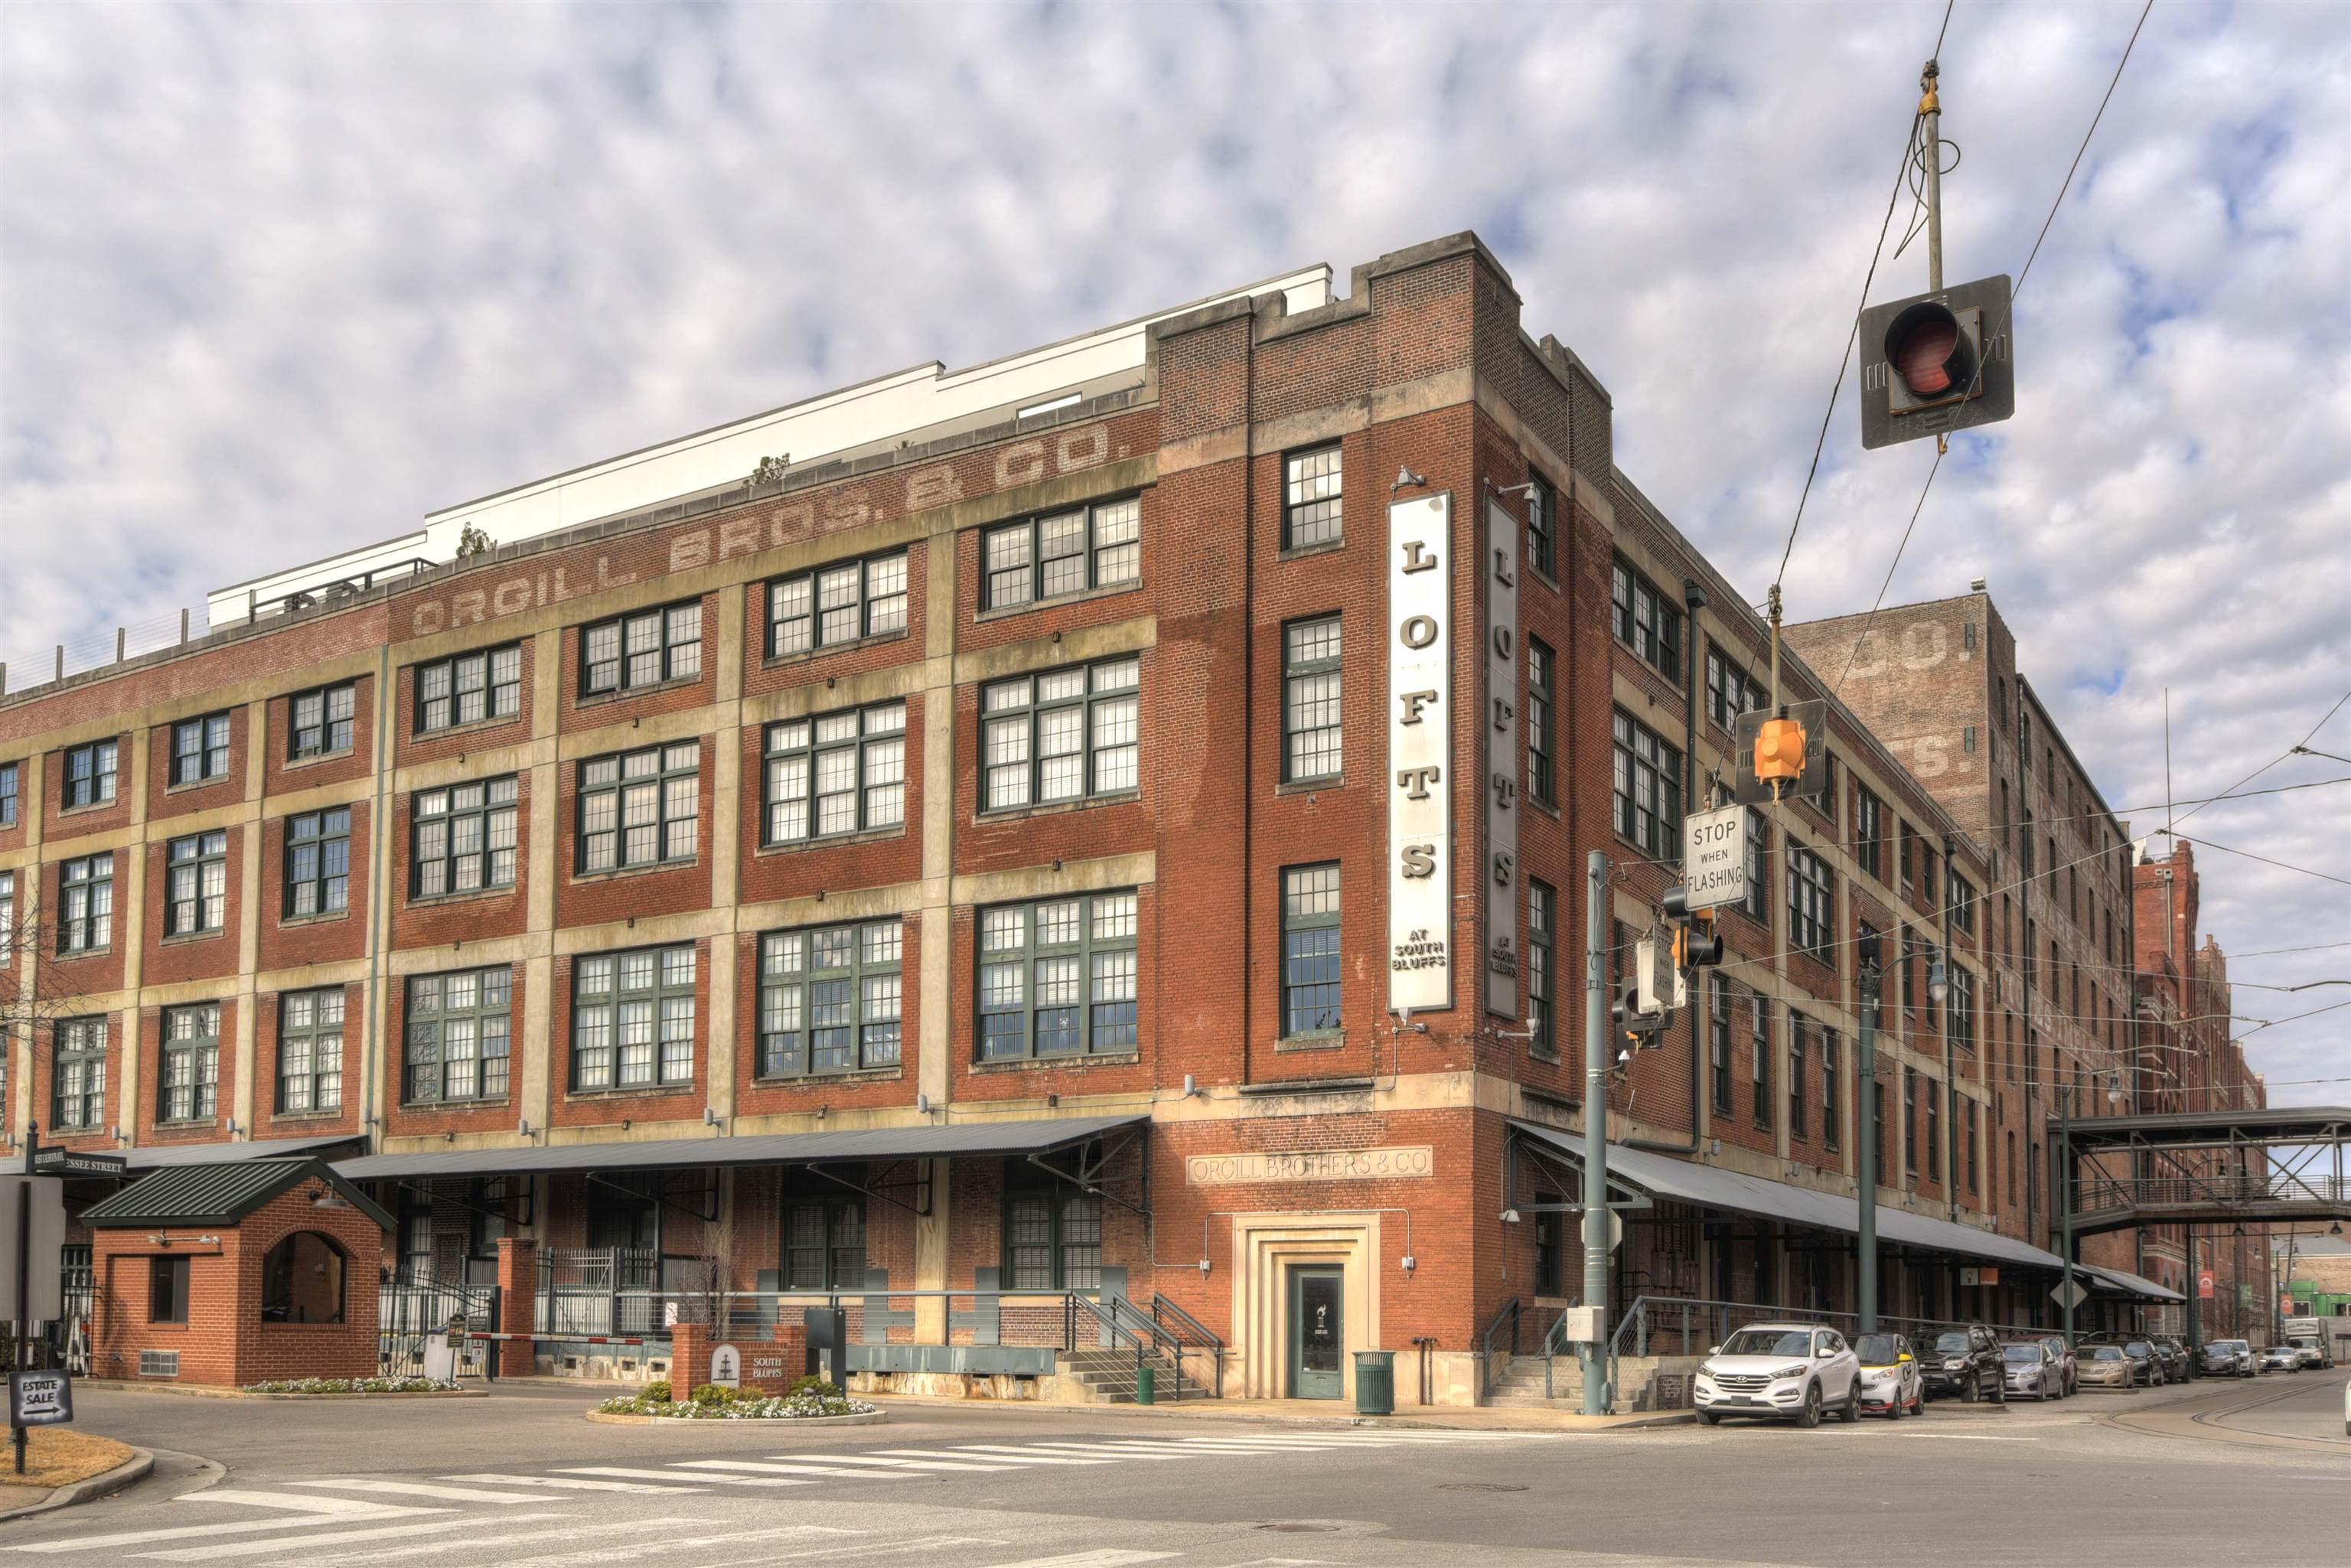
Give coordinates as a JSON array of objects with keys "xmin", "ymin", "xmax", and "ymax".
[{"xmin": 6, "ymin": 233, "xmax": 2121, "ymax": 1404}]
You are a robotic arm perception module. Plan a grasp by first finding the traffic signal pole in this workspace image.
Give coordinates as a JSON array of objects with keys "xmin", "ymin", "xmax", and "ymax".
[
  {"xmin": 1921, "ymin": 60, "xmax": 1945, "ymax": 293},
  {"xmin": 1857, "ymin": 960, "xmax": 1881, "ymax": 1335},
  {"xmin": 1582, "ymin": 849, "xmax": 1611, "ymax": 1416}
]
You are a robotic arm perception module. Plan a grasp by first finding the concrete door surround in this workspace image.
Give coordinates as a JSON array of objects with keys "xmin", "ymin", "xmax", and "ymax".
[{"xmin": 1228, "ymin": 1212, "xmax": 1382, "ymax": 1402}]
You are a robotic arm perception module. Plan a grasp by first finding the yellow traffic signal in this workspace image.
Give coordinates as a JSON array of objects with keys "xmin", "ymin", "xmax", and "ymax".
[{"xmin": 1755, "ymin": 715, "xmax": 1805, "ymax": 793}]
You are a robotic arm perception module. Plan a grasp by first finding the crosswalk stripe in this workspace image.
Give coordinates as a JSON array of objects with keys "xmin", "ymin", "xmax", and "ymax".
[
  {"xmin": 556, "ymin": 1467, "xmax": 812, "ymax": 1488},
  {"xmin": 1006, "ymin": 1442, "xmax": 1203, "ymax": 1461},
  {"xmin": 5, "ymin": 1501, "xmax": 435, "ymax": 1553},
  {"xmin": 364, "ymin": 1524, "xmax": 862, "ymax": 1568},
  {"xmin": 763, "ymin": 1453, "xmax": 1023, "ymax": 1474},
  {"xmin": 304, "ymin": 1518, "xmax": 679, "ymax": 1565},
  {"xmin": 288, "ymin": 1480, "xmax": 549, "ymax": 1504},
  {"xmin": 439, "ymin": 1474, "xmax": 706, "ymax": 1495},
  {"xmin": 983, "ymin": 1553, "xmax": 1181, "ymax": 1568},
  {"xmin": 672, "ymin": 1459, "xmax": 898, "ymax": 1481},
  {"xmin": 131, "ymin": 1514, "xmax": 567, "ymax": 1563},
  {"xmin": 891, "ymin": 1446, "xmax": 1116, "ymax": 1466}
]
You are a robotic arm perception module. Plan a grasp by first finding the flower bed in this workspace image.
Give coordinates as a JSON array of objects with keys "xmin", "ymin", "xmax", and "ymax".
[
  {"xmin": 242, "ymin": 1377, "xmax": 460, "ymax": 1395},
  {"xmin": 595, "ymin": 1378, "xmax": 876, "ymax": 1420}
]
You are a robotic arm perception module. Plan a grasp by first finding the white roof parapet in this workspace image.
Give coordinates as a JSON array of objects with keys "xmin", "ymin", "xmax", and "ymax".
[{"xmin": 208, "ymin": 264, "xmax": 1334, "ymax": 627}]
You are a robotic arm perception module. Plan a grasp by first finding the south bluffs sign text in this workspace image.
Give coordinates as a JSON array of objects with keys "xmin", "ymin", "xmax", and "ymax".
[{"xmin": 1185, "ymin": 1147, "xmax": 1435, "ymax": 1185}]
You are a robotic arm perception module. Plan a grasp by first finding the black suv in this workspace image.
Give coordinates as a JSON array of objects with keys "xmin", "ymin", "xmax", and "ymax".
[
  {"xmin": 1922, "ymin": 1324, "xmax": 2007, "ymax": 1403},
  {"xmin": 2150, "ymin": 1335, "xmax": 2193, "ymax": 1382}
]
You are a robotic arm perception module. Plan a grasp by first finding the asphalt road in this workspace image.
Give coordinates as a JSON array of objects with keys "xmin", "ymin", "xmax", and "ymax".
[{"xmin": 4, "ymin": 1374, "xmax": 2343, "ymax": 1567}]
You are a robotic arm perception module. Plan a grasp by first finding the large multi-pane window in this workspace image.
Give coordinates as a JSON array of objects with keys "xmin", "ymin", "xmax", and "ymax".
[
  {"xmin": 0, "ymin": 760, "xmax": 17, "ymax": 826},
  {"xmin": 1788, "ymin": 842, "xmax": 1834, "ymax": 959},
  {"xmin": 1949, "ymin": 963, "xmax": 1977, "ymax": 1051},
  {"xmin": 983, "ymin": 497, "xmax": 1141, "ymax": 609},
  {"xmin": 1822, "ymin": 1027, "xmax": 1841, "ymax": 1149},
  {"xmin": 1926, "ymin": 1081, "xmax": 1942, "ymax": 1181},
  {"xmin": 1610, "ymin": 709, "xmax": 1682, "ymax": 858},
  {"xmin": 170, "ymin": 713, "xmax": 233, "ymax": 786},
  {"xmin": 1743, "ymin": 807, "xmax": 1771, "ymax": 923},
  {"xmin": 579, "ymin": 742, "xmax": 699, "ymax": 872},
  {"xmin": 164, "ymin": 831, "xmax": 228, "ymax": 937},
  {"xmin": 1710, "ymin": 978, "xmax": 1732, "ymax": 1113},
  {"xmin": 1282, "ymin": 618, "xmax": 1342, "ymax": 783},
  {"xmin": 160, "ymin": 1003, "xmax": 220, "ymax": 1123},
  {"xmin": 1751, "ymin": 996, "xmax": 1772, "ymax": 1126},
  {"xmin": 405, "ymin": 968, "xmax": 513, "ymax": 1103},
  {"xmin": 1280, "ymin": 865, "xmax": 1342, "ymax": 1038},
  {"xmin": 768, "ymin": 551, "xmax": 908, "ymax": 657},
  {"xmin": 411, "ymin": 782, "xmax": 514, "ymax": 898},
  {"xmin": 582, "ymin": 601, "xmax": 702, "ymax": 696},
  {"xmin": 58, "ymin": 854, "xmax": 112, "ymax": 953},
  {"xmin": 283, "ymin": 807, "xmax": 354, "ymax": 917},
  {"xmin": 758, "ymin": 922, "xmax": 902, "ymax": 1077},
  {"xmin": 1610, "ymin": 560, "xmax": 1681, "ymax": 678},
  {"xmin": 289, "ymin": 683, "xmax": 357, "ymax": 759},
  {"xmin": 782, "ymin": 1187, "xmax": 867, "ymax": 1289},
  {"xmin": 0, "ymin": 870, "xmax": 12, "ymax": 956},
  {"xmin": 572, "ymin": 946, "xmax": 696, "ymax": 1089},
  {"xmin": 1528, "ymin": 637, "xmax": 1556, "ymax": 807},
  {"xmin": 1966, "ymin": 1098, "xmax": 1979, "ymax": 1194},
  {"xmin": 1948, "ymin": 872, "xmax": 1978, "ymax": 935},
  {"xmin": 1282, "ymin": 445, "xmax": 1342, "ymax": 550},
  {"xmin": 763, "ymin": 703, "xmax": 905, "ymax": 846},
  {"xmin": 277, "ymin": 989, "xmax": 345, "ymax": 1113},
  {"xmin": 977, "ymin": 892, "xmax": 1138, "ymax": 1060},
  {"xmin": 53, "ymin": 1017, "xmax": 106, "ymax": 1130},
  {"xmin": 980, "ymin": 657, "xmax": 1139, "ymax": 811},
  {"xmin": 1525, "ymin": 474, "xmax": 1557, "ymax": 578},
  {"xmin": 1789, "ymin": 1015, "xmax": 1808, "ymax": 1138},
  {"xmin": 415, "ymin": 645, "xmax": 523, "ymax": 734},
  {"xmin": 1704, "ymin": 646, "xmax": 1766, "ymax": 732},
  {"xmin": 1856, "ymin": 786, "xmax": 1883, "ymax": 879},
  {"xmin": 62, "ymin": 739, "xmax": 117, "ymax": 808},
  {"xmin": 1528, "ymin": 880, "xmax": 1556, "ymax": 1057},
  {"xmin": 1005, "ymin": 1173, "xmax": 1102, "ymax": 1289},
  {"xmin": 1903, "ymin": 1069, "xmax": 1919, "ymax": 1173}
]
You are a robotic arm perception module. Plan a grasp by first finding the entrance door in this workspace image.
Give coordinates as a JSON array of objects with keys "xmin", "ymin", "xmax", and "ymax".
[{"xmin": 1289, "ymin": 1266, "xmax": 1345, "ymax": 1400}]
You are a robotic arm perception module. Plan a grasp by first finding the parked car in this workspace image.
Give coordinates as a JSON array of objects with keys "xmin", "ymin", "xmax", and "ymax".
[
  {"xmin": 2001, "ymin": 1340, "xmax": 2062, "ymax": 1401},
  {"xmin": 2258, "ymin": 1345, "xmax": 2301, "ymax": 1373},
  {"xmin": 2029, "ymin": 1334, "xmax": 2077, "ymax": 1396},
  {"xmin": 2150, "ymin": 1336, "xmax": 2193, "ymax": 1382},
  {"xmin": 2200, "ymin": 1338, "xmax": 2256, "ymax": 1378},
  {"xmin": 2077, "ymin": 1344, "xmax": 2134, "ymax": 1388},
  {"xmin": 1852, "ymin": 1332, "xmax": 1925, "ymax": 1419},
  {"xmin": 2286, "ymin": 1338, "xmax": 2327, "ymax": 1370},
  {"xmin": 1921, "ymin": 1325, "xmax": 2006, "ymax": 1404},
  {"xmin": 1693, "ymin": 1322, "xmax": 1864, "ymax": 1428},
  {"xmin": 2119, "ymin": 1339, "xmax": 2165, "ymax": 1386}
]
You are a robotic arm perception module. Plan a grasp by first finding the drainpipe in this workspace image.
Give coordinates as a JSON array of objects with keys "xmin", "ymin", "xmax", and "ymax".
[
  {"xmin": 1942, "ymin": 833, "xmax": 1959, "ymax": 1227},
  {"xmin": 1630, "ymin": 575, "xmax": 1707, "ymax": 1156}
]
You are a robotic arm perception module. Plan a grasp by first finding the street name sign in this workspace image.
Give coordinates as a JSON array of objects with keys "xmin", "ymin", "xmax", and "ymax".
[
  {"xmin": 1681, "ymin": 805, "xmax": 1746, "ymax": 911},
  {"xmin": 29, "ymin": 1149, "xmax": 126, "ymax": 1178}
]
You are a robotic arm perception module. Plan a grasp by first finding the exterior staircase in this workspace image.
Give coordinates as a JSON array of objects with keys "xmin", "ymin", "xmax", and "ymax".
[
  {"xmin": 1484, "ymin": 1354, "xmax": 1586, "ymax": 1408},
  {"xmin": 1059, "ymin": 1346, "xmax": 1197, "ymax": 1403}
]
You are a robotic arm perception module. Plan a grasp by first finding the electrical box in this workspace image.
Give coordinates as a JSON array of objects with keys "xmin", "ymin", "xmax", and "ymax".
[{"xmin": 1560, "ymin": 1306, "xmax": 1603, "ymax": 1344}]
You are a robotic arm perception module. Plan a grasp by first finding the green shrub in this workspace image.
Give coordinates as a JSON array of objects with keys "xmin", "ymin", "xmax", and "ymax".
[
  {"xmin": 688, "ymin": 1383, "xmax": 735, "ymax": 1404},
  {"xmin": 641, "ymin": 1381, "xmax": 673, "ymax": 1403},
  {"xmin": 789, "ymin": 1375, "xmax": 841, "ymax": 1398}
]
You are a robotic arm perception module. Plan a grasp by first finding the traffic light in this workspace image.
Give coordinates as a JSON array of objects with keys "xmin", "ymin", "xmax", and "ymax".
[
  {"xmin": 1857, "ymin": 274, "xmax": 2015, "ymax": 450},
  {"xmin": 1612, "ymin": 983, "xmax": 1668, "ymax": 1048},
  {"xmin": 1733, "ymin": 701, "xmax": 1829, "ymax": 807},
  {"xmin": 1674, "ymin": 910, "xmax": 1723, "ymax": 971}
]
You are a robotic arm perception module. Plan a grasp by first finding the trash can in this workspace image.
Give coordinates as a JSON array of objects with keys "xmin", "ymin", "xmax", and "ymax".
[
  {"xmin": 1136, "ymin": 1364, "xmax": 1156, "ymax": 1405},
  {"xmin": 1354, "ymin": 1350, "xmax": 1396, "ymax": 1416}
]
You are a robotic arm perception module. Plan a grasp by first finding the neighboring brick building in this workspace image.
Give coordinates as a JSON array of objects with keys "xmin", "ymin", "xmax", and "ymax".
[{"xmin": 7, "ymin": 232, "xmax": 2131, "ymax": 1404}]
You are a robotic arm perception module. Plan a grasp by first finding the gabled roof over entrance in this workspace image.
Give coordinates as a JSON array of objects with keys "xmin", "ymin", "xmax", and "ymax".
[{"xmin": 80, "ymin": 1157, "xmax": 393, "ymax": 1231}]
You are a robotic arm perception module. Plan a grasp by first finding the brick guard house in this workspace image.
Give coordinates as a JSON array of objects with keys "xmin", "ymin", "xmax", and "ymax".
[
  {"xmin": 80, "ymin": 1158, "xmax": 391, "ymax": 1388},
  {"xmin": 2, "ymin": 230, "xmax": 2208, "ymax": 1406}
]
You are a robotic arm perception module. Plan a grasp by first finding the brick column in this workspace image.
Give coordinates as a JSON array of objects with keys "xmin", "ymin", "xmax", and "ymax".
[{"xmin": 495, "ymin": 1237, "xmax": 538, "ymax": 1379}]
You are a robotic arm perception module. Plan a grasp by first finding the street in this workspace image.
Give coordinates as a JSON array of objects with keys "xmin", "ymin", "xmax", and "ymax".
[{"xmin": 5, "ymin": 1376, "xmax": 2343, "ymax": 1567}]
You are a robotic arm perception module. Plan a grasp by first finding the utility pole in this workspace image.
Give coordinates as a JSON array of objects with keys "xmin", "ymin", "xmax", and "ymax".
[
  {"xmin": 1919, "ymin": 57, "xmax": 1950, "ymax": 455},
  {"xmin": 1581, "ymin": 849, "xmax": 1611, "ymax": 1417},
  {"xmin": 1857, "ymin": 958, "xmax": 1882, "ymax": 1334},
  {"xmin": 2060, "ymin": 1080, "xmax": 2077, "ymax": 1348},
  {"xmin": 12, "ymin": 1117, "xmax": 36, "ymax": 1475}
]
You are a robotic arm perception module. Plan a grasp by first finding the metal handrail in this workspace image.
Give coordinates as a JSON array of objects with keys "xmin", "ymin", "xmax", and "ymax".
[
  {"xmin": 1476, "ymin": 1295, "xmax": 1523, "ymax": 1403},
  {"xmin": 1539, "ymin": 1298, "xmax": 1580, "ymax": 1400},
  {"xmin": 1151, "ymin": 1294, "xmax": 1228, "ymax": 1400}
]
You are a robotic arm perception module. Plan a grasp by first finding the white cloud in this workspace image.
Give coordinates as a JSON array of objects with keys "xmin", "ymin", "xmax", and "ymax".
[{"xmin": 3, "ymin": 1, "xmax": 2344, "ymax": 1096}]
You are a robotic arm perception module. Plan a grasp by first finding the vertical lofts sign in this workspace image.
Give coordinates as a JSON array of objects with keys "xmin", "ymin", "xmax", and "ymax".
[
  {"xmin": 1484, "ymin": 497, "xmax": 1520, "ymax": 1016},
  {"xmin": 1387, "ymin": 492, "xmax": 1453, "ymax": 1011}
]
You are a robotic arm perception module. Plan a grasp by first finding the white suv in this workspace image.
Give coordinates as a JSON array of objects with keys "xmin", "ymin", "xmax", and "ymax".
[{"xmin": 1694, "ymin": 1322, "xmax": 1863, "ymax": 1427}]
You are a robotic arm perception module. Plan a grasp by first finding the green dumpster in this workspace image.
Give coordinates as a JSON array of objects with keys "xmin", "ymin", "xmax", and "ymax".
[
  {"xmin": 1354, "ymin": 1350, "xmax": 1396, "ymax": 1416},
  {"xmin": 1136, "ymin": 1364, "xmax": 1156, "ymax": 1405}
]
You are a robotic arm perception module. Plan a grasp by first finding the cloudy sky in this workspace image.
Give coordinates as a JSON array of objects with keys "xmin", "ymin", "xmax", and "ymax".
[{"xmin": 4, "ymin": 2, "xmax": 2345, "ymax": 1100}]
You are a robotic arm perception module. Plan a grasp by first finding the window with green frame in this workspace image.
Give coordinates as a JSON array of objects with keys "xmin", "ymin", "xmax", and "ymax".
[
  {"xmin": 782, "ymin": 1181, "xmax": 867, "ymax": 1289},
  {"xmin": 758, "ymin": 921, "xmax": 902, "ymax": 1077},
  {"xmin": 980, "ymin": 657, "xmax": 1139, "ymax": 811},
  {"xmin": 977, "ymin": 891, "xmax": 1137, "ymax": 1060},
  {"xmin": 1004, "ymin": 1170, "xmax": 1102, "ymax": 1289},
  {"xmin": 1280, "ymin": 865, "xmax": 1341, "ymax": 1038}
]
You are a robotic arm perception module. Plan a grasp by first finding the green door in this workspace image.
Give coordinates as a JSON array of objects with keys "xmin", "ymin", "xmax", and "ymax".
[{"xmin": 1290, "ymin": 1266, "xmax": 1345, "ymax": 1400}]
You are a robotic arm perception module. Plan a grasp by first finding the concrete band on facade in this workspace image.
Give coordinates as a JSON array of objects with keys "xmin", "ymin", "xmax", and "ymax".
[{"xmin": 0, "ymin": 230, "xmax": 2265, "ymax": 1407}]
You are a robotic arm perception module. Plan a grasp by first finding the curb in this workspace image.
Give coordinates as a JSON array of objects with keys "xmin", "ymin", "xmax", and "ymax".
[
  {"xmin": 0, "ymin": 1447, "xmax": 155, "ymax": 1523},
  {"xmin": 73, "ymin": 1382, "xmax": 487, "ymax": 1401},
  {"xmin": 586, "ymin": 1408, "xmax": 885, "ymax": 1428}
]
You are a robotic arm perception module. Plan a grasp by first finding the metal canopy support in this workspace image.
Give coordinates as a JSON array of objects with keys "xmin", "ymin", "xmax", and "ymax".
[
  {"xmin": 1023, "ymin": 1123, "xmax": 1151, "ymax": 1220},
  {"xmin": 1500, "ymin": 1126, "xmax": 1654, "ymax": 1215},
  {"xmin": 393, "ymin": 1177, "xmax": 536, "ymax": 1229},
  {"xmin": 803, "ymin": 1158, "xmax": 934, "ymax": 1217},
  {"xmin": 586, "ymin": 1169, "xmax": 718, "ymax": 1224}
]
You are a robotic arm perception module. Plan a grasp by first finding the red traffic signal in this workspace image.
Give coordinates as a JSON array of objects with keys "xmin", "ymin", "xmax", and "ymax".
[
  {"xmin": 1858, "ymin": 275, "xmax": 2014, "ymax": 451},
  {"xmin": 1883, "ymin": 300, "xmax": 1978, "ymax": 399}
]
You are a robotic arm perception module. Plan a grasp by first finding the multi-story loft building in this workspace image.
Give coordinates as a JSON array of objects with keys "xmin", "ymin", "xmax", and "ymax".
[
  {"xmin": 2132, "ymin": 841, "xmax": 2269, "ymax": 1338},
  {"xmin": 5, "ymin": 232, "xmax": 2137, "ymax": 1404}
]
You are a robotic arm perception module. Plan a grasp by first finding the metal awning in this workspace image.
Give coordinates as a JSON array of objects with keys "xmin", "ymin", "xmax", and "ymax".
[
  {"xmin": 1509, "ymin": 1121, "xmax": 2066, "ymax": 1270},
  {"xmin": 0, "ymin": 1133, "xmax": 364, "ymax": 1178},
  {"xmin": 332, "ymin": 1113, "xmax": 1149, "ymax": 1182},
  {"xmin": 2076, "ymin": 1262, "xmax": 2186, "ymax": 1303}
]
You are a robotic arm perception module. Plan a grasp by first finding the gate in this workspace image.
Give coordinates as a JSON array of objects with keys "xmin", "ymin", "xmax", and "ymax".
[
  {"xmin": 538, "ymin": 1248, "xmax": 660, "ymax": 1341},
  {"xmin": 380, "ymin": 1276, "xmax": 497, "ymax": 1380}
]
